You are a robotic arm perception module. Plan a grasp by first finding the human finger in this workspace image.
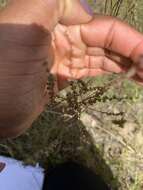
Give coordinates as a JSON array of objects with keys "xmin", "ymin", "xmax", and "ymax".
[{"xmin": 81, "ymin": 15, "xmax": 143, "ymax": 64}]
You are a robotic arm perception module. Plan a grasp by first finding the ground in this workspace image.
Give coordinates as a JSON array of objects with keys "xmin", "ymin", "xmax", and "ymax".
[{"xmin": 0, "ymin": 1, "xmax": 143, "ymax": 190}]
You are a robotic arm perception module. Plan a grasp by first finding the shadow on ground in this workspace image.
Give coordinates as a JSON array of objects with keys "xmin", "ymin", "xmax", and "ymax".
[{"xmin": 0, "ymin": 108, "xmax": 119, "ymax": 190}]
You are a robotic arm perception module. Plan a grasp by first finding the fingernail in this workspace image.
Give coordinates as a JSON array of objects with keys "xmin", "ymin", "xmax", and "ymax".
[{"xmin": 80, "ymin": 0, "xmax": 94, "ymax": 15}]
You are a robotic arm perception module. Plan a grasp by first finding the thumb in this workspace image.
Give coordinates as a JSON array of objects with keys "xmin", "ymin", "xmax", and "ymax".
[{"xmin": 60, "ymin": 0, "xmax": 94, "ymax": 25}]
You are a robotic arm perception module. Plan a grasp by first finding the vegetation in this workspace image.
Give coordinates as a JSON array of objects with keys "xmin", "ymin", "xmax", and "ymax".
[{"xmin": 0, "ymin": 0, "xmax": 143, "ymax": 189}]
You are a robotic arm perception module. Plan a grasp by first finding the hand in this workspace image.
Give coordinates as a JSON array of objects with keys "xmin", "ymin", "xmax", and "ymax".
[
  {"xmin": 0, "ymin": 1, "xmax": 143, "ymax": 138},
  {"xmin": 51, "ymin": 15, "xmax": 143, "ymax": 89},
  {"xmin": 0, "ymin": 0, "xmax": 93, "ymax": 138}
]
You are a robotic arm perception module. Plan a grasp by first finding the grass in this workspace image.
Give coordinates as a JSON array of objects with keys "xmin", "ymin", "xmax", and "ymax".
[{"xmin": 0, "ymin": 0, "xmax": 143, "ymax": 189}]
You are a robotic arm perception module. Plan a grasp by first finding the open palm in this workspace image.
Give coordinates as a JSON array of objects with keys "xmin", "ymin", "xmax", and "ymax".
[{"xmin": 51, "ymin": 17, "xmax": 143, "ymax": 89}]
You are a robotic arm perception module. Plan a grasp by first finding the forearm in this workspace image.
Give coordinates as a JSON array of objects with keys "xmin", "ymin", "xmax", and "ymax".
[
  {"xmin": 0, "ymin": 0, "xmax": 92, "ymax": 29},
  {"xmin": 0, "ymin": 0, "xmax": 55, "ymax": 137},
  {"xmin": 0, "ymin": 0, "xmax": 63, "ymax": 30}
]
